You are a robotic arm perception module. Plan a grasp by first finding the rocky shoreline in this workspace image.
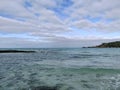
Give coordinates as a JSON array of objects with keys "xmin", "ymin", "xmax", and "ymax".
[
  {"xmin": 0, "ymin": 50, "xmax": 35, "ymax": 53},
  {"xmin": 83, "ymin": 41, "xmax": 120, "ymax": 48}
]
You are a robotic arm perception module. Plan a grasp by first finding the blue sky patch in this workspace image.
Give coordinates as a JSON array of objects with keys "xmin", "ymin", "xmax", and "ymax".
[
  {"xmin": 49, "ymin": 0, "xmax": 73, "ymax": 19},
  {"xmin": 24, "ymin": 0, "xmax": 32, "ymax": 8},
  {"xmin": 85, "ymin": 16, "xmax": 102, "ymax": 23}
]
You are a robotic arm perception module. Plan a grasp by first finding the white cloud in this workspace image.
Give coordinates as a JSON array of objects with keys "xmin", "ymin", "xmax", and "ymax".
[
  {"xmin": 0, "ymin": 0, "xmax": 120, "ymax": 47},
  {"xmin": 66, "ymin": 0, "xmax": 120, "ymax": 32},
  {"xmin": 71, "ymin": 19, "xmax": 96, "ymax": 30}
]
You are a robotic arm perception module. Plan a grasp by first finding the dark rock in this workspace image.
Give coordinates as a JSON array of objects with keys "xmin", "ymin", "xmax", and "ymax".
[
  {"xmin": 0, "ymin": 50, "xmax": 35, "ymax": 53},
  {"xmin": 31, "ymin": 86, "xmax": 58, "ymax": 90}
]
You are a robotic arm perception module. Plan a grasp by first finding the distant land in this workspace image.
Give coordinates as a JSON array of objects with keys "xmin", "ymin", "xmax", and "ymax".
[
  {"xmin": 0, "ymin": 50, "xmax": 35, "ymax": 53},
  {"xmin": 84, "ymin": 41, "xmax": 120, "ymax": 48}
]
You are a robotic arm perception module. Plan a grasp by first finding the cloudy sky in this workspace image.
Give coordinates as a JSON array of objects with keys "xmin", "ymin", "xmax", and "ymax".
[{"xmin": 0, "ymin": 0, "xmax": 120, "ymax": 48}]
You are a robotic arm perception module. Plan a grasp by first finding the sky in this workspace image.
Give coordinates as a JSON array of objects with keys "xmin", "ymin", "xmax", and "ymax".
[{"xmin": 0, "ymin": 0, "xmax": 120, "ymax": 48}]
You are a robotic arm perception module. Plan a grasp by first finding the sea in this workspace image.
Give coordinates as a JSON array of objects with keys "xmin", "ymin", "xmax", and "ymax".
[{"xmin": 0, "ymin": 48, "xmax": 120, "ymax": 90}]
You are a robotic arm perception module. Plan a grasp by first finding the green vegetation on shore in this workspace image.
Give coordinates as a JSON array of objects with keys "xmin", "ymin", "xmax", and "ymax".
[{"xmin": 85, "ymin": 41, "xmax": 120, "ymax": 48}]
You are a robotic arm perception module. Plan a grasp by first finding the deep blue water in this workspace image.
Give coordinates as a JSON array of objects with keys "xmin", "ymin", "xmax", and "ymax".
[{"xmin": 0, "ymin": 48, "xmax": 120, "ymax": 90}]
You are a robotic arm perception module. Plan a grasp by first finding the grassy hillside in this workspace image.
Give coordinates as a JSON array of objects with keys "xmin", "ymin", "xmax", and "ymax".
[{"xmin": 85, "ymin": 41, "xmax": 120, "ymax": 48}]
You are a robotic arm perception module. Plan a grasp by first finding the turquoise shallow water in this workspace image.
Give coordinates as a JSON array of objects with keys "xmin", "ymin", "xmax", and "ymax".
[{"xmin": 0, "ymin": 48, "xmax": 120, "ymax": 90}]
